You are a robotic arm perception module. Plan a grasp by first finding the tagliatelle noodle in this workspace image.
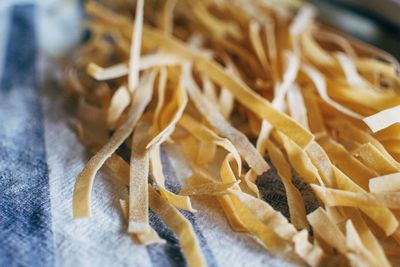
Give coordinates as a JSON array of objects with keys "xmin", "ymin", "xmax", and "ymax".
[
  {"xmin": 272, "ymin": 131, "xmax": 323, "ymax": 185},
  {"xmin": 229, "ymin": 190, "xmax": 325, "ymax": 266},
  {"xmin": 350, "ymin": 34, "xmax": 400, "ymax": 74},
  {"xmin": 273, "ymin": 52, "xmax": 300, "ymax": 107},
  {"xmin": 265, "ymin": 140, "xmax": 308, "ymax": 230},
  {"xmin": 327, "ymin": 84, "xmax": 400, "ymax": 112},
  {"xmin": 189, "ymin": 0, "xmax": 242, "ymax": 41},
  {"xmin": 363, "ymin": 105, "xmax": 400, "ymax": 133},
  {"xmin": 69, "ymin": 118, "xmax": 107, "ymax": 152},
  {"xmin": 152, "ymin": 67, "xmax": 167, "ymax": 134},
  {"xmin": 196, "ymin": 141, "xmax": 217, "ymax": 165},
  {"xmin": 369, "ymin": 172, "xmax": 400, "ymax": 193},
  {"xmin": 87, "ymin": 54, "xmax": 186, "ymax": 81},
  {"xmin": 100, "ymin": 154, "xmax": 166, "ymax": 245},
  {"xmin": 201, "ymin": 73, "xmax": 219, "ymax": 104},
  {"xmin": 142, "ymin": 27, "xmax": 314, "ymax": 148},
  {"xmin": 87, "ymin": 62, "xmax": 129, "ymax": 80},
  {"xmin": 185, "ymin": 171, "xmax": 216, "ymax": 188},
  {"xmin": 211, "ymin": 36, "xmax": 264, "ymax": 77},
  {"xmin": 103, "ymin": 154, "xmax": 130, "ymax": 185},
  {"xmin": 287, "ymin": 84, "xmax": 309, "ymax": 129},
  {"xmin": 241, "ymin": 170, "xmax": 260, "ymax": 198},
  {"xmin": 119, "ymin": 200, "xmax": 166, "ymax": 245},
  {"xmin": 381, "ymin": 140, "xmax": 400, "ymax": 154},
  {"xmin": 341, "ymin": 208, "xmax": 391, "ymax": 267},
  {"xmin": 302, "ymin": 64, "xmax": 364, "ymax": 119},
  {"xmin": 77, "ymin": 97, "xmax": 107, "ymax": 125},
  {"xmin": 218, "ymin": 160, "xmax": 297, "ymax": 258},
  {"xmin": 217, "ymin": 195, "xmax": 249, "ymax": 232},
  {"xmin": 302, "ymin": 88, "xmax": 327, "ymax": 137},
  {"xmin": 354, "ymin": 58, "xmax": 398, "ymax": 80},
  {"xmin": 331, "ymin": 167, "xmax": 399, "ymax": 236},
  {"xmin": 149, "ymin": 145, "xmax": 196, "ymax": 212},
  {"xmin": 345, "ymin": 220, "xmax": 379, "ymax": 267},
  {"xmin": 229, "ymin": 189, "xmax": 297, "ymax": 238},
  {"xmin": 291, "ymin": 229, "xmax": 326, "ymax": 267},
  {"xmin": 218, "ymin": 84, "xmax": 235, "ymax": 120},
  {"xmin": 264, "ymin": 17, "xmax": 279, "ymax": 83},
  {"xmin": 73, "ymin": 70, "xmax": 157, "ymax": 218},
  {"xmin": 109, "ymin": 30, "xmax": 131, "ymax": 55},
  {"xmin": 158, "ymin": 0, "xmax": 177, "ymax": 35},
  {"xmin": 256, "ymin": 51, "xmax": 301, "ymax": 161},
  {"xmin": 177, "ymin": 135, "xmax": 200, "ymax": 169},
  {"xmin": 304, "ymin": 136, "xmax": 399, "ymax": 237},
  {"xmin": 84, "ymin": 1, "xmax": 131, "ymax": 29},
  {"xmin": 128, "ymin": 0, "xmax": 144, "ymax": 91},
  {"xmin": 182, "ymin": 65, "xmax": 268, "ymax": 175},
  {"xmin": 301, "ymin": 28, "xmax": 336, "ymax": 67},
  {"xmin": 220, "ymin": 49, "xmax": 276, "ymax": 194},
  {"xmin": 353, "ymin": 143, "xmax": 400, "ymax": 175},
  {"xmin": 329, "ymin": 119, "xmax": 400, "ymax": 168},
  {"xmin": 177, "ymin": 141, "xmax": 246, "ymax": 232},
  {"xmin": 319, "ymin": 138, "xmax": 376, "ymax": 190},
  {"xmin": 289, "ymin": 4, "xmax": 315, "ymax": 38},
  {"xmin": 179, "ymin": 180, "xmax": 239, "ymax": 196},
  {"xmin": 307, "ymin": 208, "xmax": 347, "ymax": 254},
  {"xmin": 373, "ymin": 124, "xmax": 400, "ymax": 142},
  {"xmin": 335, "ymin": 52, "xmax": 368, "ymax": 88},
  {"xmin": 311, "ymin": 184, "xmax": 400, "ymax": 210},
  {"xmin": 178, "ymin": 114, "xmax": 242, "ymax": 176},
  {"xmin": 65, "ymin": 68, "xmax": 85, "ymax": 94},
  {"xmin": 249, "ymin": 20, "xmax": 270, "ymax": 74},
  {"xmin": 316, "ymin": 30, "xmax": 357, "ymax": 58},
  {"xmin": 190, "ymin": 73, "xmax": 220, "ymax": 165},
  {"xmin": 148, "ymin": 185, "xmax": 207, "ymax": 267},
  {"xmin": 128, "ymin": 117, "xmax": 152, "ymax": 234},
  {"xmin": 257, "ymin": 53, "xmax": 300, "ymax": 151},
  {"xmin": 218, "ymin": 154, "xmax": 254, "ymax": 231},
  {"xmin": 225, "ymin": 196, "xmax": 293, "ymax": 257},
  {"xmin": 146, "ymin": 72, "xmax": 188, "ymax": 149},
  {"xmin": 305, "ymin": 141, "xmax": 336, "ymax": 187},
  {"xmin": 107, "ymin": 85, "xmax": 130, "ymax": 127}
]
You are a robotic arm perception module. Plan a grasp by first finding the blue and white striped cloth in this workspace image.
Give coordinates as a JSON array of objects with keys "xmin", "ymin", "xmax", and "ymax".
[{"xmin": 0, "ymin": 2, "xmax": 317, "ymax": 266}]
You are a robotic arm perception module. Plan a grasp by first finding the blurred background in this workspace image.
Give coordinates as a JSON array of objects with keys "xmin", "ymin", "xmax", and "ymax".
[
  {"xmin": 0, "ymin": 0, "xmax": 399, "ymax": 59},
  {"xmin": 310, "ymin": 0, "xmax": 400, "ymax": 59}
]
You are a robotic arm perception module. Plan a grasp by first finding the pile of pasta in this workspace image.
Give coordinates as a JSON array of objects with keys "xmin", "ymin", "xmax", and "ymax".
[{"xmin": 65, "ymin": 0, "xmax": 400, "ymax": 266}]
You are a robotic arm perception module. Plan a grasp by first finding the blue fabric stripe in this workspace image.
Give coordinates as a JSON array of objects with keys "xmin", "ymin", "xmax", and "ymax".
[
  {"xmin": 0, "ymin": 5, "xmax": 55, "ymax": 267},
  {"xmin": 161, "ymin": 148, "xmax": 218, "ymax": 267},
  {"xmin": 148, "ymin": 210, "xmax": 186, "ymax": 267}
]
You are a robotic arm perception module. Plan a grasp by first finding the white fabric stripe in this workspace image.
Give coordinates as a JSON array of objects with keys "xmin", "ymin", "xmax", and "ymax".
[
  {"xmin": 165, "ymin": 144, "xmax": 295, "ymax": 267},
  {"xmin": 41, "ymin": 71, "xmax": 152, "ymax": 267}
]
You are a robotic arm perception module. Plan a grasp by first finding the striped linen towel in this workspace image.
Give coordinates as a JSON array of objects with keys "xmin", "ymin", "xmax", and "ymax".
[{"xmin": 0, "ymin": 1, "xmax": 319, "ymax": 266}]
